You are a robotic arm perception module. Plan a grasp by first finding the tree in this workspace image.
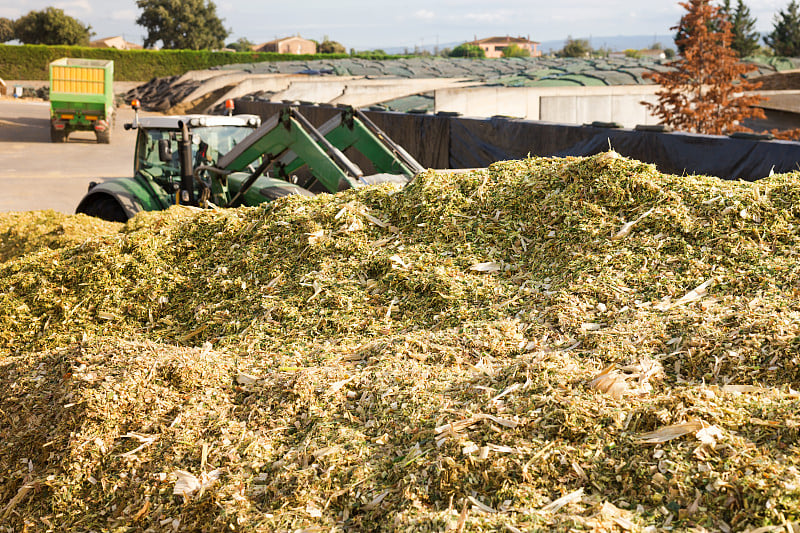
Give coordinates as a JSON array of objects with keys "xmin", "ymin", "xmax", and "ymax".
[
  {"xmin": 643, "ymin": 0, "xmax": 765, "ymax": 135},
  {"xmin": 448, "ymin": 43, "xmax": 485, "ymax": 58},
  {"xmin": 673, "ymin": 1, "xmax": 733, "ymax": 54},
  {"xmin": 0, "ymin": 17, "xmax": 13, "ymax": 43},
  {"xmin": 319, "ymin": 37, "xmax": 345, "ymax": 54},
  {"xmin": 557, "ymin": 37, "xmax": 591, "ymax": 58},
  {"xmin": 502, "ymin": 44, "xmax": 531, "ymax": 58},
  {"xmin": 13, "ymin": 8, "xmax": 92, "ymax": 45},
  {"xmin": 721, "ymin": 0, "xmax": 760, "ymax": 57},
  {"xmin": 765, "ymin": 0, "xmax": 800, "ymax": 57},
  {"xmin": 136, "ymin": 0, "xmax": 229, "ymax": 50},
  {"xmin": 226, "ymin": 37, "xmax": 254, "ymax": 52}
]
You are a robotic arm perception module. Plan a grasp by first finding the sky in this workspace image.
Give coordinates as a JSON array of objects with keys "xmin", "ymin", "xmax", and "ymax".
[{"xmin": 0, "ymin": 0, "xmax": 794, "ymax": 50}]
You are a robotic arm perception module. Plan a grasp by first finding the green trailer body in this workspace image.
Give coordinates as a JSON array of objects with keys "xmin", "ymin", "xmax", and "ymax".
[{"xmin": 49, "ymin": 58, "xmax": 114, "ymax": 144}]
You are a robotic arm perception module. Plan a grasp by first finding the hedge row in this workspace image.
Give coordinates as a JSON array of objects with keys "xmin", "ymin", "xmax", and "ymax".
[{"xmin": 0, "ymin": 44, "xmax": 398, "ymax": 81}]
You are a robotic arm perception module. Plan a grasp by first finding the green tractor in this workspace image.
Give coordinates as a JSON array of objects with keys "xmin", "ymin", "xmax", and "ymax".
[{"xmin": 76, "ymin": 102, "xmax": 424, "ymax": 222}]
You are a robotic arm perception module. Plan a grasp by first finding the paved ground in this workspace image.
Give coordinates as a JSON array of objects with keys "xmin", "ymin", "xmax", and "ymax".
[{"xmin": 0, "ymin": 98, "xmax": 141, "ymax": 214}]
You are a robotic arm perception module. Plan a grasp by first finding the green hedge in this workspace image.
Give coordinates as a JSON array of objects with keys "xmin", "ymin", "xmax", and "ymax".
[{"xmin": 0, "ymin": 44, "xmax": 399, "ymax": 81}]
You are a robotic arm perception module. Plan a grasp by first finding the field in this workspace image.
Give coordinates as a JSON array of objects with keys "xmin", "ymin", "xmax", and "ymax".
[{"xmin": 1, "ymin": 153, "xmax": 800, "ymax": 531}]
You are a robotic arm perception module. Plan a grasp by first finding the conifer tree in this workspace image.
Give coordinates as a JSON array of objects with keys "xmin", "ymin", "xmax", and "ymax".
[
  {"xmin": 765, "ymin": 0, "xmax": 800, "ymax": 57},
  {"xmin": 721, "ymin": 0, "xmax": 761, "ymax": 57},
  {"xmin": 644, "ymin": 0, "xmax": 764, "ymax": 135}
]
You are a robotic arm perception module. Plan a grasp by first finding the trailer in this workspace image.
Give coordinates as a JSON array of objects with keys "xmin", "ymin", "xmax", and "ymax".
[{"xmin": 49, "ymin": 58, "xmax": 114, "ymax": 144}]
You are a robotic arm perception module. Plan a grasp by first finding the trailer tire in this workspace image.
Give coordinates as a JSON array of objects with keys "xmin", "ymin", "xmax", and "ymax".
[
  {"xmin": 95, "ymin": 128, "xmax": 111, "ymax": 144},
  {"xmin": 77, "ymin": 195, "xmax": 128, "ymax": 222},
  {"xmin": 50, "ymin": 125, "xmax": 67, "ymax": 143}
]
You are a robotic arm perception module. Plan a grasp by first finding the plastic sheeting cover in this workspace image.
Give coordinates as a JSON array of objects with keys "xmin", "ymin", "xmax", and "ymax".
[{"xmin": 449, "ymin": 117, "xmax": 800, "ymax": 181}]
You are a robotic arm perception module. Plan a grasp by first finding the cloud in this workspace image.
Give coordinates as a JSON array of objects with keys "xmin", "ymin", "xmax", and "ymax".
[
  {"xmin": 462, "ymin": 11, "xmax": 510, "ymax": 24},
  {"xmin": 0, "ymin": 0, "xmax": 93, "ymax": 19},
  {"xmin": 412, "ymin": 9, "xmax": 435, "ymax": 21},
  {"xmin": 53, "ymin": 0, "xmax": 93, "ymax": 15},
  {"xmin": 109, "ymin": 9, "xmax": 137, "ymax": 21}
]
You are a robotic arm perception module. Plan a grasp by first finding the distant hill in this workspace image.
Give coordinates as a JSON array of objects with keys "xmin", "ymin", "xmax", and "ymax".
[{"xmin": 381, "ymin": 35, "xmax": 676, "ymax": 56}]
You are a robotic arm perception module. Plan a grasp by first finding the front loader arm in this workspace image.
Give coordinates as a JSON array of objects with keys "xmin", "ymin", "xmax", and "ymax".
[
  {"xmin": 281, "ymin": 107, "xmax": 425, "ymax": 179},
  {"xmin": 216, "ymin": 108, "xmax": 363, "ymax": 194}
]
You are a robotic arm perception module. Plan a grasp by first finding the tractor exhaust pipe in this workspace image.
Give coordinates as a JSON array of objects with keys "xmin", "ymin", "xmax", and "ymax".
[{"xmin": 178, "ymin": 121, "xmax": 195, "ymax": 205}]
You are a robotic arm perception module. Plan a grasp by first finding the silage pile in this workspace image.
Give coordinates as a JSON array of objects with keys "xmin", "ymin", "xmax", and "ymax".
[
  {"xmin": 2, "ymin": 153, "xmax": 800, "ymax": 532},
  {"xmin": 0, "ymin": 210, "xmax": 121, "ymax": 264}
]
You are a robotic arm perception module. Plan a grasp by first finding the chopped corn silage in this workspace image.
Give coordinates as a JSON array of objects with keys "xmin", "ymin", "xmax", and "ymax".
[
  {"xmin": 0, "ymin": 210, "xmax": 121, "ymax": 264},
  {"xmin": 2, "ymin": 153, "xmax": 800, "ymax": 531}
]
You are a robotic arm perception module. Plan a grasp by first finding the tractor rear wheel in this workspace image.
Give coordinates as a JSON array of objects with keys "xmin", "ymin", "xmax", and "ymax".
[
  {"xmin": 50, "ymin": 125, "xmax": 67, "ymax": 143},
  {"xmin": 95, "ymin": 127, "xmax": 111, "ymax": 144}
]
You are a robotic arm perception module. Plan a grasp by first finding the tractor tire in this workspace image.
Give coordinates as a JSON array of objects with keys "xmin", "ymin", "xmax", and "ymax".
[
  {"xmin": 50, "ymin": 125, "xmax": 67, "ymax": 143},
  {"xmin": 95, "ymin": 127, "xmax": 111, "ymax": 144},
  {"xmin": 77, "ymin": 196, "xmax": 128, "ymax": 222}
]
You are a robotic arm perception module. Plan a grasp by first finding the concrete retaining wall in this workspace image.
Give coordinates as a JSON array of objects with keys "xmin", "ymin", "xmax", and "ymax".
[{"xmin": 434, "ymin": 85, "xmax": 661, "ymax": 127}]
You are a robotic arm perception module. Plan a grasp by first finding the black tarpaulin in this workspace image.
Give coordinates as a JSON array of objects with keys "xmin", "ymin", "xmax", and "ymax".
[{"xmin": 447, "ymin": 117, "xmax": 800, "ymax": 181}]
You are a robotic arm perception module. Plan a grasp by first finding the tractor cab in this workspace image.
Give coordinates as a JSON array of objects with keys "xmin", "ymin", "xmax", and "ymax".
[
  {"xmin": 133, "ymin": 114, "xmax": 263, "ymax": 195},
  {"xmin": 76, "ymin": 111, "xmax": 311, "ymax": 222}
]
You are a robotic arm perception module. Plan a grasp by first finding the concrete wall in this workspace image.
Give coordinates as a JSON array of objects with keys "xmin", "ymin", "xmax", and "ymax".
[
  {"xmin": 757, "ymin": 90, "xmax": 800, "ymax": 114},
  {"xmin": 742, "ymin": 90, "xmax": 800, "ymax": 132},
  {"xmin": 330, "ymin": 78, "xmax": 469, "ymax": 108},
  {"xmin": 434, "ymin": 85, "xmax": 661, "ymax": 128},
  {"xmin": 256, "ymin": 77, "xmax": 468, "ymax": 108},
  {"xmin": 271, "ymin": 79, "xmax": 350, "ymax": 103},
  {"xmin": 200, "ymin": 76, "xmax": 468, "ymax": 112},
  {"xmin": 183, "ymin": 72, "xmax": 289, "ymax": 103}
]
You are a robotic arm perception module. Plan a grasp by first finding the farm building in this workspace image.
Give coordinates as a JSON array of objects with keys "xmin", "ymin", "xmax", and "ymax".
[
  {"xmin": 468, "ymin": 36, "xmax": 541, "ymax": 58},
  {"xmin": 89, "ymin": 36, "xmax": 142, "ymax": 50},
  {"xmin": 252, "ymin": 36, "xmax": 317, "ymax": 55}
]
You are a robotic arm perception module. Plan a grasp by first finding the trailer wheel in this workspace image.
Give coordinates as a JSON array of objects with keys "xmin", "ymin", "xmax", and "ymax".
[
  {"xmin": 50, "ymin": 125, "xmax": 67, "ymax": 143},
  {"xmin": 95, "ymin": 128, "xmax": 111, "ymax": 144},
  {"xmin": 77, "ymin": 195, "xmax": 128, "ymax": 222}
]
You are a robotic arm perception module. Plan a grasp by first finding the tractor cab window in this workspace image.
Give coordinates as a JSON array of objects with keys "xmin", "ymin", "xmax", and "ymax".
[{"xmin": 135, "ymin": 125, "xmax": 258, "ymax": 178}]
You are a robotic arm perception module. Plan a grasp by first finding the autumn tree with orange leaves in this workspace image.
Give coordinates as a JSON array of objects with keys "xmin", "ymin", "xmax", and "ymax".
[{"xmin": 644, "ymin": 0, "xmax": 765, "ymax": 136}]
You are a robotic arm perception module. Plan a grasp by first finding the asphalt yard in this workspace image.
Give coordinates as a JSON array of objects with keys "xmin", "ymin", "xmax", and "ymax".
[{"xmin": 0, "ymin": 99, "xmax": 142, "ymax": 214}]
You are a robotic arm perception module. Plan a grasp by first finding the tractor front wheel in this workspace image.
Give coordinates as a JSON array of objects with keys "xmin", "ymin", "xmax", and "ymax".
[{"xmin": 77, "ymin": 195, "xmax": 128, "ymax": 222}]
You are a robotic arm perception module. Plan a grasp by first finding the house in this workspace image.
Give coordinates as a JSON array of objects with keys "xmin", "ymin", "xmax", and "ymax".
[
  {"xmin": 252, "ymin": 36, "xmax": 317, "ymax": 55},
  {"xmin": 468, "ymin": 36, "xmax": 541, "ymax": 58},
  {"xmin": 89, "ymin": 36, "xmax": 143, "ymax": 50}
]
